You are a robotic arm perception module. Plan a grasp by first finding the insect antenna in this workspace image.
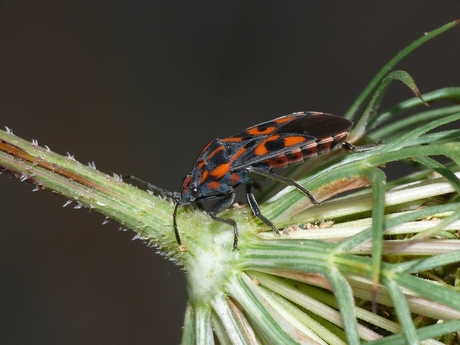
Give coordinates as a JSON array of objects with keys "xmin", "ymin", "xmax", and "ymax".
[
  {"xmin": 122, "ymin": 174, "xmax": 182, "ymax": 246},
  {"xmin": 121, "ymin": 174, "xmax": 178, "ymax": 200}
]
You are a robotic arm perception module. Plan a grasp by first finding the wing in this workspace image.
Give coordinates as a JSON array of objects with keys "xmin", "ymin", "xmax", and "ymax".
[
  {"xmin": 226, "ymin": 112, "xmax": 353, "ymax": 170},
  {"xmin": 273, "ymin": 112, "xmax": 353, "ymax": 138},
  {"xmin": 226, "ymin": 112, "xmax": 306, "ymax": 140},
  {"xmin": 220, "ymin": 111, "xmax": 311, "ymax": 160}
]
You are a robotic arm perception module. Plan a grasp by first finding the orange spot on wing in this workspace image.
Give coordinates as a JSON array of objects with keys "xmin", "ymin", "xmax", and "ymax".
[
  {"xmin": 221, "ymin": 137, "xmax": 243, "ymax": 142},
  {"xmin": 255, "ymin": 144, "xmax": 268, "ymax": 156},
  {"xmin": 198, "ymin": 146, "xmax": 224, "ymax": 169},
  {"xmin": 247, "ymin": 126, "xmax": 276, "ymax": 135},
  {"xmin": 210, "ymin": 162, "xmax": 231, "ymax": 179},
  {"xmin": 283, "ymin": 136, "xmax": 306, "ymax": 147},
  {"xmin": 254, "ymin": 135, "xmax": 279, "ymax": 156},
  {"xmin": 274, "ymin": 115, "xmax": 298, "ymax": 124},
  {"xmin": 208, "ymin": 146, "xmax": 224, "ymax": 159}
]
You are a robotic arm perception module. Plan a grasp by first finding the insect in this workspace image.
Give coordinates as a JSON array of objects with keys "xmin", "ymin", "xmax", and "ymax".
[
  {"xmin": 175, "ymin": 111, "xmax": 355, "ymax": 249},
  {"xmin": 127, "ymin": 111, "xmax": 354, "ymax": 249}
]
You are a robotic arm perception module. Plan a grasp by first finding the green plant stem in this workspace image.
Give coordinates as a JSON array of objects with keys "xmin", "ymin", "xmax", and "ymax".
[{"xmin": 0, "ymin": 129, "xmax": 179, "ymax": 257}]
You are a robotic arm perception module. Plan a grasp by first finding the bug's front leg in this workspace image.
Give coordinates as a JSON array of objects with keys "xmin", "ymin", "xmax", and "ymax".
[
  {"xmin": 208, "ymin": 191, "xmax": 240, "ymax": 249},
  {"xmin": 245, "ymin": 166, "xmax": 318, "ymax": 204},
  {"xmin": 246, "ymin": 184, "xmax": 280, "ymax": 235}
]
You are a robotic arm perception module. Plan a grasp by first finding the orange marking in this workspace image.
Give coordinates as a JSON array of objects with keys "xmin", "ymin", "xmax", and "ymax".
[
  {"xmin": 183, "ymin": 175, "xmax": 192, "ymax": 187},
  {"xmin": 199, "ymin": 170, "xmax": 209, "ymax": 184},
  {"xmin": 230, "ymin": 172, "xmax": 241, "ymax": 183},
  {"xmin": 254, "ymin": 135, "xmax": 279, "ymax": 156},
  {"xmin": 198, "ymin": 140, "xmax": 213, "ymax": 155},
  {"xmin": 210, "ymin": 162, "xmax": 230, "ymax": 179},
  {"xmin": 283, "ymin": 136, "xmax": 306, "ymax": 147},
  {"xmin": 274, "ymin": 115, "xmax": 298, "ymax": 124},
  {"xmin": 229, "ymin": 147, "xmax": 247, "ymax": 163},
  {"xmin": 206, "ymin": 180, "xmax": 220, "ymax": 190},
  {"xmin": 247, "ymin": 126, "xmax": 276, "ymax": 135},
  {"xmin": 221, "ymin": 137, "xmax": 243, "ymax": 142},
  {"xmin": 267, "ymin": 155, "xmax": 288, "ymax": 167},
  {"xmin": 198, "ymin": 145, "xmax": 224, "ymax": 169},
  {"xmin": 207, "ymin": 145, "xmax": 224, "ymax": 158}
]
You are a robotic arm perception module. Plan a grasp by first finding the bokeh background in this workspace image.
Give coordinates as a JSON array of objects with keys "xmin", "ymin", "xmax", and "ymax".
[{"xmin": 0, "ymin": 2, "xmax": 459, "ymax": 344}]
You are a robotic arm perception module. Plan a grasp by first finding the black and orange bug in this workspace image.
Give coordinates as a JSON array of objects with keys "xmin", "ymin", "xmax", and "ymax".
[{"xmin": 127, "ymin": 111, "xmax": 354, "ymax": 249}]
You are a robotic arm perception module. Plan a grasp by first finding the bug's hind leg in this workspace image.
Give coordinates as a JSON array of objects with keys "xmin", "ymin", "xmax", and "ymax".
[
  {"xmin": 343, "ymin": 140, "xmax": 385, "ymax": 152},
  {"xmin": 246, "ymin": 184, "xmax": 280, "ymax": 235},
  {"xmin": 208, "ymin": 192, "xmax": 240, "ymax": 249},
  {"xmin": 245, "ymin": 166, "xmax": 318, "ymax": 204}
]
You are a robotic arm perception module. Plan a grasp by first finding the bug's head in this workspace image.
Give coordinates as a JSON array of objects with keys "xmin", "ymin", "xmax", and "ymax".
[
  {"xmin": 179, "ymin": 173, "xmax": 203, "ymax": 204},
  {"xmin": 179, "ymin": 168, "xmax": 232, "ymax": 205}
]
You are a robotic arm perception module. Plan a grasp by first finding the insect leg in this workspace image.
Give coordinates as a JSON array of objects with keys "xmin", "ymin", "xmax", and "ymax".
[
  {"xmin": 173, "ymin": 202, "xmax": 182, "ymax": 245},
  {"xmin": 208, "ymin": 192, "xmax": 239, "ymax": 249},
  {"xmin": 343, "ymin": 140, "xmax": 385, "ymax": 152},
  {"xmin": 245, "ymin": 166, "xmax": 318, "ymax": 204},
  {"xmin": 246, "ymin": 184, "xmax": 280, "ymax": 235}
]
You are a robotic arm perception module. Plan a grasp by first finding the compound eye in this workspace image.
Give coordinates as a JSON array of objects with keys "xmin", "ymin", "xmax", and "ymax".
[{"xmin": 190, "ymin": 186, "xmax": 200, "ymax": 197}]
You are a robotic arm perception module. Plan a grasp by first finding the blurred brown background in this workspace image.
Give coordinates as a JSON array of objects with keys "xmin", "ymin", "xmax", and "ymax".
[{"xmin": 0, "ymin": 2, "xmax": 459, "ymax": 344}]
